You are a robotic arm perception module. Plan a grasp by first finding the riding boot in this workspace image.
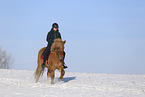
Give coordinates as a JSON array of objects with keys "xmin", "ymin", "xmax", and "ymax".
[{"xmin": 63, "ymin": 62, "xmax": 68, "ymax": 69}]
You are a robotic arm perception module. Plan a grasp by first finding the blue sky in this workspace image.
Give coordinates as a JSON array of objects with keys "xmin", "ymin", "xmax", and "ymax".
[{"xmin": 0, "ymin": 0, "xmax": 145, "ymax": 74}]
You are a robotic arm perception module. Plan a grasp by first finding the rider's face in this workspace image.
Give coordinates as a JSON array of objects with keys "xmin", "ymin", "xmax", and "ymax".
[{"xmin": 53, "ymin": 28, "xmax": 58, "ymax": 31}]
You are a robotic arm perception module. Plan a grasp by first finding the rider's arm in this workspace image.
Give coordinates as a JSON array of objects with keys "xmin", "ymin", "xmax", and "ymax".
[
  {"xmin": 58, "ymin": 32, "xmax": 62, "ymax": 39},
  {"xmin": 46, "ymin": 32, "xmax": 53, "ymax": 45}
]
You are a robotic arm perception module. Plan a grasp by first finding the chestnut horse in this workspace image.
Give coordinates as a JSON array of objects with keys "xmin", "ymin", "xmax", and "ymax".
[{"xmin": 35, "ymin": 38, "xmax": 66, "ymax": 84}]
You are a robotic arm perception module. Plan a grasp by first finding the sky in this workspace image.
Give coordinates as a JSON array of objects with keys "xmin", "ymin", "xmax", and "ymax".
[{"xmin": 0, "ymin": 0, "xmax": 145, "ymax": 74}]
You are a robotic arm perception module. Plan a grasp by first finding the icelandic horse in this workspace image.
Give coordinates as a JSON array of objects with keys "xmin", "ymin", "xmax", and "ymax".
[{"xmin": 35, "ymin": 38, "xmax": 66, "ymax": 84}]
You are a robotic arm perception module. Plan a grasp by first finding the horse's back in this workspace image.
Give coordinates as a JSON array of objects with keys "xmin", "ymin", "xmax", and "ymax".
[{"xmin": 38, "ymin": 47, "xmax": 46, "ymax": 54}]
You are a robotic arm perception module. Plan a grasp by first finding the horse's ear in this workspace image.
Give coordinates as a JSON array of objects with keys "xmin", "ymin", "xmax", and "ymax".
[{"xmin": 63, "ymin": 40, "xmax": 66, "ymax": 45}]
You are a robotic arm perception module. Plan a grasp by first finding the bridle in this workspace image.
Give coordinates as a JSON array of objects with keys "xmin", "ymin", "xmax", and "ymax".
[{"xmin": 51, "ymin": 47, "xmax": 64, "ymax": 60}]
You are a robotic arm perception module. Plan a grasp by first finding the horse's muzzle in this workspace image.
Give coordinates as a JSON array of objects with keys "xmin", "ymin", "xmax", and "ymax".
[{"xmin": 59, "ymin": 56, "xmax": 63, "ymax": 60}]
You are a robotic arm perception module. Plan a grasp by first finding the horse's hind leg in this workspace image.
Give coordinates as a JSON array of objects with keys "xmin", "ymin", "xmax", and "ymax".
[
  {"xmin": 47, "ymin": 68, "xmax": 51, "ymax": 83},
  {"xmin": 50, "ymin": 70, "xmax": 55, "ymax": 84},
  {"xmin": 35, "ymin": 66, "xmax": 42, "ymax": 83}
]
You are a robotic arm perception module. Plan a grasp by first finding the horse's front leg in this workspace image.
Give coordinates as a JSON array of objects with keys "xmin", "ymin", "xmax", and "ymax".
[{"xmin": 59, "ymin": 67, "xmax": 65, "ymax": 81}]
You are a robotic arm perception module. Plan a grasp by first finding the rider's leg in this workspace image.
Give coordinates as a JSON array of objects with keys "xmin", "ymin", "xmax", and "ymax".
[{"xmin": 41, "ymin": 45, "xmax": 51, "ymax": 68}]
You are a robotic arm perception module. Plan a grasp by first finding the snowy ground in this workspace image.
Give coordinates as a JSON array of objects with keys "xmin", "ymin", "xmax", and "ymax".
[{"xmin": 0, "ymin": 69, "xmax": 145, "ymax": 97}]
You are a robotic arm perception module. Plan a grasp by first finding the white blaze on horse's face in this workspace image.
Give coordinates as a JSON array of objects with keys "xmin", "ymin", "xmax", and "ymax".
[{"xmin": 59, "ymin": 55, "xmax": 63, "ymax": 60}]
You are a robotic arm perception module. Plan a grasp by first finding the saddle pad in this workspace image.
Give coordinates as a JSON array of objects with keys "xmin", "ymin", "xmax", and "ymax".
[
  {"xmin": 40, "ymin": 54, "xmax": 44, "ymax": 59},
  {"xmin": 40, "ymin": 53, "xmax": 51, "ymax": 59}
]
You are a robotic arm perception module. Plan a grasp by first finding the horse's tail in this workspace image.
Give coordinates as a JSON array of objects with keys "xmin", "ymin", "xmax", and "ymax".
[
  {"xmin": 34, "ymin": 66, "xmax": 45, "ymax": 82},
  {"xmin": 35, "ymin": 66, "xmax": 45, "ymax": 79},
  {"xmin": 34, "ymin": 66, "xmax": 45, "ymax": 77},
  {"xmin": 34, "ymin": 67, "xmax": 39, "ymax": 79},
  {"xmin": 40, "ymin": 67, "xmax": 45, "ymax": 76},
  {"xmin": 34, "ymin": 47, "xmax": 46, "ymax": 80},
  {"xmin": 38, "ymin": 49, "xmax": 45, "ymax": 77}
]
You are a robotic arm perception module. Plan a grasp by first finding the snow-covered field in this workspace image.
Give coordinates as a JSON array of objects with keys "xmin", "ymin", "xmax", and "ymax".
[{"xmin": 0, "ymin": 69, "xmax": 145, "ymax": 97}]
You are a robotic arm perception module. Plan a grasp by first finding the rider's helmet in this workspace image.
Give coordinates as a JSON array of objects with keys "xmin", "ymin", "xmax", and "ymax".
[{"xmin": 52, "ymin": 23, "xmax": 59, "ymax": 28}]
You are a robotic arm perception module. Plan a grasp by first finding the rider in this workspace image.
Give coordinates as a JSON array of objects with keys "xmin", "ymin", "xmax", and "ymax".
[{"xmin": 41, "ymin": 23, "xmax": 68, "ymax": 69}]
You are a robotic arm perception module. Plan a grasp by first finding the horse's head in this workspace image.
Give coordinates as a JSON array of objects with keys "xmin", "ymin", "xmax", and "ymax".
[{"xmin": 51, "ymin": 38, "xmax": 66, "ymax": 60}]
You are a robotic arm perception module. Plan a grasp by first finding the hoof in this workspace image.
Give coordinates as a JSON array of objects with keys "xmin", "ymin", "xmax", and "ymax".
[{"xmin": 58, "ymin": 78, "xmax": 62, "ymax": 82}]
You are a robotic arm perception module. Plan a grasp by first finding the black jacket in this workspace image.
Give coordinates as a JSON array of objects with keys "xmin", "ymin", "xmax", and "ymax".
[{"xmin": 46, "ymin": 28, "xmax": 62, "ymax": 45}]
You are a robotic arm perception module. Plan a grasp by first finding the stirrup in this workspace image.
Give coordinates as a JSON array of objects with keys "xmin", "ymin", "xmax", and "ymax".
[
  {"xmin": 63, "ymin": 63, "xmax": 68, "ymax": 69},
  {"xmin": 64, "ymin": 65, "xmax": 68, "ymax": 69}
]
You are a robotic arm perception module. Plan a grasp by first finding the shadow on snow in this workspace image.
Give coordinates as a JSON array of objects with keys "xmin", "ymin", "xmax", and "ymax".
[{"xmin": 62, "ymin": 77, "xmax": 76, "ymax": 83}]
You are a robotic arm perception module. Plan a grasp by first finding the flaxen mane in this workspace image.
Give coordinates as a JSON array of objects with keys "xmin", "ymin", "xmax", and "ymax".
[{"xmin": 50, "ymin": 38, "xmax": 63, "ymax": 52}]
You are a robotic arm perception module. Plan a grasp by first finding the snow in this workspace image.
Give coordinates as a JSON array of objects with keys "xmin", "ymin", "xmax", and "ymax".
[{"xmin": 0, "ymin": 69, "xmax": 145, "ymax": 97}]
